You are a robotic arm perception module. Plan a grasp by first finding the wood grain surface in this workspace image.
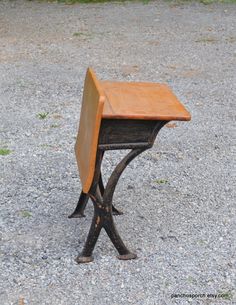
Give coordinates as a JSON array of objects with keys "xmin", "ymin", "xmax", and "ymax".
[
  {"xmin": 75, "ymin": 68, "xmax": 105, "ymax": 193},
  {"xmin": 102, "ymin": 81, "xmax": 191, "ymax": 121}
]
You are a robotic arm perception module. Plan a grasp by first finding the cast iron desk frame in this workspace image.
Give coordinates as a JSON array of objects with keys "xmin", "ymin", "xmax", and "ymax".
[
  {"xmin": 69, "ymin": 68, "xmax": 190, "ymax": 264},
  {"xmin": 69, "ymin": 118, "xmax": 168, "ymax": 263}
]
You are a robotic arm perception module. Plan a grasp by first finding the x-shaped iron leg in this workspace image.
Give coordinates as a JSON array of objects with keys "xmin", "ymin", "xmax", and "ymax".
[
  {"xmin": 68, "ymin": 152, "xmax": 123, "ymax": 219},
  {"xmin": 75, "ymin": 148, "xmax": 147, "ymax": 263}
]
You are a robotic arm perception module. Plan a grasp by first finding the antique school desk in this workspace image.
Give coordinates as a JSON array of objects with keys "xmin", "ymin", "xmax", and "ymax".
[{"xmin": 69, "ymin": 68, "xmax": 191, "ymax": 264}]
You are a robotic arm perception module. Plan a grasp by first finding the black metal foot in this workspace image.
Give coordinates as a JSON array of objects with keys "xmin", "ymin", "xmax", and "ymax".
[
  {"xmin": 75, "ymin": 255, "xmax": 94, "ymax": 264},
  {"xmin": 68, "ymin": 212, "xmax": 85, "ymax": 219},
  {"xmin": 112, "ymin": 205, "xmax": 123, "ymax": 216},
  {"xmin": 68, "ymin": 191, "xmax": 89, "ymax": 219},
  {"xmin": 117, "ymin": 253, "xmax": 137, "ymax": 260}
]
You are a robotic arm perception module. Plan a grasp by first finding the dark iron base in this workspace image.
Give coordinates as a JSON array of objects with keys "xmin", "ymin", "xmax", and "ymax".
[
  {"xmin": 76, "ymin": 255, "xmax": 94, "ymax": 264},
  {"xmin": 69, "ymin": 120, "xmax": 167, "ymax": 263},
  {"xmin": 68, "ymin": 211, "xmax": 85, "ymax": 218},
  {"xmin": 70, "ymin": 149, "xmax": 145, "ymax": 264},
  {"xmin": 68, "ymin": 173, "xmax": 123, "ymax": 219},
  {"xmin": 68, "ymin": 191, "xmax": 88, "ymax": 219},
  {"xmin": 112, "ymin": 206, "xmax": 123, "ymax": 216},
  {"xmin": 68, "ymin": 193, "xmax": 123, "ymax": 219}
]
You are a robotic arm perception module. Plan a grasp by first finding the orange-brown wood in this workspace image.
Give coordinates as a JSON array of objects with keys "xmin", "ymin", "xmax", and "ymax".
[
  {"xmin": 75, "ymin": 68, "xmax": 105, "ymax": 193},
  {"xmin": 75, "ymin": 68, "xmax": 191, "ymax": 193},
  {"xmin": 101, "ymin": 81, "xmax": 191, "ymax": 121}
]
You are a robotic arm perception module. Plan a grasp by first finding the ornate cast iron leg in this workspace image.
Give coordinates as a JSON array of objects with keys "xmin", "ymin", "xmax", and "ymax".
[
  {"xmin": 68, "ymin": 191, "xmax": 89, "ymax": 218},
  {"xmin": 76, "ymin": 204, "xmax": 103, "ymax": 263},
  {"xmin": 102, "ymin": 148, "xmax": 146, "ymax": 260},
  {"xmin": 98, "ymin": 173, "xmax": 105, "ymax": 195},
  {"xmin": 76, "ymin": 148, "xmax": 147, "ymax": 263},
  {"xmin": 76, "ymin": 151, "xmax": 103, "ymax": 263},
  {"xmin": 69, "ymin": 152, "xmax": 122, "ymax": 219},
  {"xmin": 99, "ymin": 173, "xmax": 123, "ymax": 216},
  {"xmin": 112, "ymin": 204, "xmax": 123, "ymax": 216}
]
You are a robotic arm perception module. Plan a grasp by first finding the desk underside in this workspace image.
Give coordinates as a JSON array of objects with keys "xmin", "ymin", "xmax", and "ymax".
[{"xmin": 98, "ymin": 119, "xmax": 167, "ymax": 150}]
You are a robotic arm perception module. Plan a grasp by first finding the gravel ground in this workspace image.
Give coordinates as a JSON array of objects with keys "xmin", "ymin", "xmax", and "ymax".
[{"xmin": 0, "ymin": 0, "xmax": 235, "ymax": 304}]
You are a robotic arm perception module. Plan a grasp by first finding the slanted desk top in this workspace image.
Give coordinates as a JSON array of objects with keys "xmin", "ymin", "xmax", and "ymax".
[{"xmin": 102, "ymin": 81, "xmax": 191, "ymax": 121}]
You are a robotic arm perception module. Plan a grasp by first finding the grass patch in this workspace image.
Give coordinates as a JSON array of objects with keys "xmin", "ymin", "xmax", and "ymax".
[
  {"xmin": 20, "ymin": 210, "xmax": 32, "ymax": 218},
  {"xmin": 195, "ymin": 37, "xmax": 218, "ymax": 43},
  {"xmin": 200, "ymin": 0, "xmax": 236, "ymax": 3},
  {"xmin": 0, "ymin": 148, "xmax": 11, "ymax": 156},
  {"xmin": 50, "ymin": 124, "xmax": 60, "ymax": 128},
  {"xmin": 218, "ymin": 291, "xmax": 233, "ymax": 300},
  {"xmin": 38, "ymin": 0, "xmax": 151, "ymax": 3},
  {"xmin": 40, "ymin": 144, "xmax": 53, "ymax": 148},
  {"xmin": 226, "ymin": 36, "xmax": 236, "ymax": 43},
  {"xmin": 166, "ymin": 0, "xmax": 236, "ymax": 4},
  {"xmin": 37, "ymin": 112, "xmax": 49, "ymax": 119},
  {"xmin": 32, "ymin": 0, "xmax": 236, "ymax": 4},
  {"xmin": 155, "ymin": 179, "xmax": 168, "ymax": 184},
  {"xmin": 73, "ymin": 32, "xmax": 89, "ymax": 36},
  {"xmin": 73, "ymin": 32, "xmax": 86, "ymax": 37},
  {"xmin": 56, "ymin": 0, "xmax": 126, "ymax": 3},
  {"xmin": 73, "ymin": 31, "xmax": 93, "ymax": 38}
]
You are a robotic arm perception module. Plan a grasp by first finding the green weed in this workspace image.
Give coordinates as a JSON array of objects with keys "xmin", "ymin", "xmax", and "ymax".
[
  {"xmin": 155, "ymin": 179, "xmax": 168, "ymax": 184},
  {"xmin": 40, "ymin": 0, "xmax": 150, "ymax": 3},
  {"xmin": 166, "ymin": 0, "xmax": 236, "ymax": 4},
  {"xmin": 40, "ymin": 144, "xmax": 56, "ymax": 148},
  {"xmin": 201, "ymin": 0, "xmax": 236, "ymax": 3},
  {"xmin": 37, "ymin": 112, "xmax": 49, "ymax": 119},
  {"xmin": 35, "ymin": 0, "xmax": 236, "ymax": 4},
  {"xmin": 195, "ymin": 37, "xmax": 218, "ymax": 43},
  {"xmin": 50, "ymin": 124, "xmax": 60, "ymax": 128},
  {"xmin": 0, "ymin": 148, "xmax": 11, "ymax": 156},
  {"xmin": 219, "ymin": 291, "xmax": 233, "ymax": 300},
  {"xmin": 58, "ymin": 0, "xmax": 124, "ymax": 3},
  {"xmin": 20, "ymin": 210, "xmax": 32, "ymax": 218},
  {"xmin": 226, "ymin": 36, "xmax": 236, "ymax": 43},
  {"xmin": 73, "ymin": 31, "xmax": 91, "ymax": 37}
]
